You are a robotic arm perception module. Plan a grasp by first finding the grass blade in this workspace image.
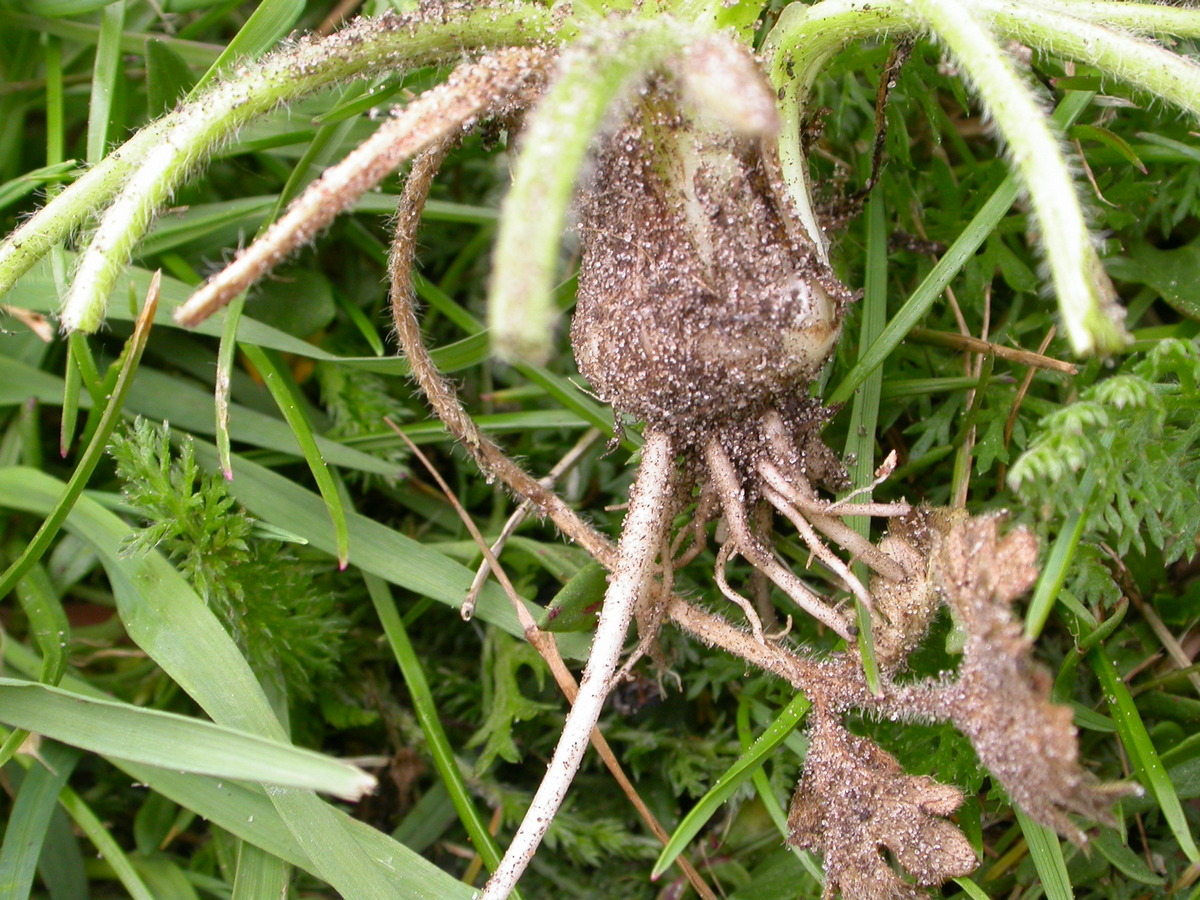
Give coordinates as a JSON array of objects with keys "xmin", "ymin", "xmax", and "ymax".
[
  {"xmin": 0, "ymin": 680, "xmax": 375, "ymax": 800},
  {"xmin": 238, "ymin": 343, "xmax": 350, "ymax": 568},
  {"xmin": 0, "ymin": 742, "xmax": 79, "ymax": 900},
  {"xmin": 842, "ymin": 189, "xmax": 889, "ymax": 693},
  {"xmin": 736, "ymin": 697, "xmax": 824, "ymax": 884},
  {"xmin": 231, "ymin": 842, "xmax": 290, "ymax": 900},
  {"xmin": 86, "ymin": 0, "xmax": 125, "ymax": 164},
  {"xmin": 0, "ymin": 272, "xmax": 158, "ymax": 601},
  {"xmin": 189, "ymin": 0, "xmax": 305, "ymax": 96},
  {"xmin": 0, "ymin": 469, "xmax": 475, "ymax": 900},
  {"xmin": 652, "ymin": 691, "xmax": 810, "ymax": 878},
  {"xmin": 186, "ymin": 440, "xmax": 590, "ymax": 658},
  {"xmin": 364, "ymin": 573, "xmax": 513, "ymax": 890},
  {"xmin": 1015, "ymin": 807, "xmax": 1073, "ymax": 900},
  {"xmin": 1092, "ymin": 645, "xmax": 1200, "ymax": 861}
]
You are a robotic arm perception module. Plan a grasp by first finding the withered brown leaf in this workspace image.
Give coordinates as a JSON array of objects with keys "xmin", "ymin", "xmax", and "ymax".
[{"xmin": 788, "ymin": 714, "xmax": 978, "ymax": 900}]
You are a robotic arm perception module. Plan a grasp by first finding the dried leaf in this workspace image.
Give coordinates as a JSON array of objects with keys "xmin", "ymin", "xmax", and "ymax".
[
  {"xmin": 788, "ymin": 715, "xmax": 977, "ymax": 900},
  {"xmin": 931, "ymin": 515, "xmax": 1126, "ymax": 842}
]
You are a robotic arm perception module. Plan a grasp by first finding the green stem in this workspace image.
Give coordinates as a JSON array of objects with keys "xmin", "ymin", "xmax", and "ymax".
[
  {"xmin": 985, "ymin": 0, "xmax": 1200, "ymax": 119},
  {"xmin": 906, "ymin": 0, "xmax": 1129, "ymax": 353},
  {"xmin": 488, "ymin": 17, "xmax": 701, "ymax": 363},
  {"xmin": 765, "ymin": 0, "xmax": 913, "ymax": 258},
  {"xmin": 843, "ymin": 190, "xmax": 888, "ymax": 694},
  {"xmin": 0, "ymin": 2, "xmax": 555, "ymax": 328},
  {"xmin": 1030, "ymin": 0, "xmax": 1200, "ymax": 36}
]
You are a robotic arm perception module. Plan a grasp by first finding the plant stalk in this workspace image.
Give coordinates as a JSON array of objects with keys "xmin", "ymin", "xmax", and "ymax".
[
  {"xmin": 479, "ymin": 429, "xmax": 676, "ymax": 900},
  {"xmin": 0, "ymin": 2, "xmax": 555, "ymax": 330}
]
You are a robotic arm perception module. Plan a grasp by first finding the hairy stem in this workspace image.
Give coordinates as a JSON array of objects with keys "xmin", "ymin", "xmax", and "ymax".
[
  {"xmin": 984, "ymin": 0, "xmax": 1200, "ymax": 119},
  {"xmin": 1031, "ymin": 0, "xmax": 1200, "ymax": 36},
  {"xmin": 176, "ymin": 47, "xmax": 550, "ymax": 327},
  {"xmin": 910, "ymin": 0, "xmax": 1126, "ymax": 354},
  {"xmin": 27, "ymin": 1, "xmax": 555, "ymax": 331},
  {"xmin": 387, "ymin": 146, "xmax": 614, "ymax": 569},
  {"xmin": 479, "ymin": 429, "xmax": 676, "ymax": 900}
]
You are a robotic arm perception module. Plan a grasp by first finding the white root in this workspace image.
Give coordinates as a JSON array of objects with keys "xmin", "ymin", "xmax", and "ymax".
[
  {"xmin": 714, "ymin": 542, "xmax": 767, "ymax": 643},
  {"xmin": 479, "ymin": 429, "xmax": 677, "ymax": 900},
  {"xmin": 758, "ymin": 460, "xmax": 910, "ymax": 583},
  {"xmin": 763, "ymin": 483, "xmax": 875, "ymax": 612},
  {"xmin": 705, "ymin": 439, "xmax": 855, "ymax": 641}
]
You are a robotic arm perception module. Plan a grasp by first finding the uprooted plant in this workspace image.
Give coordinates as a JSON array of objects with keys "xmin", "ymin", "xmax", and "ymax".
[{"xmin": 3, "ymin": 0, "xmax": 1200, "ymax": 896}]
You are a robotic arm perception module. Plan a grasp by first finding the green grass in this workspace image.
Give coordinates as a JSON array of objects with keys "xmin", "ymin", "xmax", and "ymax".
[{"xmin": 1, "ymin": 1, "xmax": 1198, "ymax": 898}]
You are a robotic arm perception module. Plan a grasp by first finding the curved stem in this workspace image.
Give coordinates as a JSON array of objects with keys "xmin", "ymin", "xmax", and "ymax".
[
  {"xmin": 488, "ymin": 16, "xmax": 701, "ymax": 363},
  {"xmin": 908, "ymin": 0, "xmax": 1127, "ymax": 355},
  {"xmin": 764, "ymin": 0, "xmax": 916, "ymax": 259},
  {"xmin": 480, "ymin": 429, "xmax": 676, "ymax": 900},
  {"xmin": 32, "ymin": 1, "xmax": 556, "ymax": 331},
  {"xmin": 176, "ymin": 48, "xmax": 550, "ymax": 327}
]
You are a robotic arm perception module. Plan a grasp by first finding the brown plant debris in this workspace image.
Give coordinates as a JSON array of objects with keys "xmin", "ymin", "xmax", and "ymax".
[
  {"xmin": 789, "ymin": 713, "xmax": 978, "ymax": 900},
  {"xmin": 922, "ymin": 514, "xmax": 1133, "ymax": 842}
]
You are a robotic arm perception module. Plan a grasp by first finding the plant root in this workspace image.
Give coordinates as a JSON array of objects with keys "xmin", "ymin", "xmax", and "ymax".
[
  {"xmin": 706, "ymin": 436, "xmax": 856, "ymax": 640},
  {"xmin": 479, "ymin": 429, "xmax": 677, "ymax": 900}
]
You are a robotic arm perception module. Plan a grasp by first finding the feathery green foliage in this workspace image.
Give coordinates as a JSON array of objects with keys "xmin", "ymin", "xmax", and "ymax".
[
  {"xmin": 1011, "ymin": 338, "xmax": 1200, "ymax": 563},
  {"xmin": 109, "ymin": 417, "xmax": 346, "ymax": 699}
]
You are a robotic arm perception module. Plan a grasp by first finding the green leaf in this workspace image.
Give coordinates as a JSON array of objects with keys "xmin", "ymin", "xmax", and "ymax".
[
  {"xmin": 0, "ymin": 355, "xmax": 401, "ymax": 477},
  {"xmin": 19, "ymin": 0, "xmax": 118, "ymax": 18},
  {"xmin": 145, "ymin": 37, "xmax": 197, "ymax": 117},
  {"xmin": 1108, "ymin": 240, "xmax": 1200, "ymax": 321},
  {"xmin": 239, "ymin": 344, "xmax": 350, "ymax": 567},
  {"xmin": 0, "ymin": 162, "xmax": 80, "ymax": 213},
  {"xmin": 653, "ymin": 692, "xmax": 810, "ymax": 878},
  {"xmin": 364, "ymin": 574, "xmax": 514, "ymax": 889},
  {"xmin": 1091, "ymin": 827, "xmax": 1165, "ymax": 885},
  {"xmin": 1071, "ymin": 122, "xmax": 1147, "ymax": 173},
  {"xmin": 231, "ymin": 842, "xmax": 290, "ymax": 900},
  {"xmin": 0, "ymin": 680, "xmax": 375, "ymax": 799},
  {"xmin": 0, "ymin": 279, "xmax": 155, "ymax": 603},
  {"xmin": 130, "ymin": 856, "xmax": 201, "ymax": 900},
  {"xmin": 538, "ymin": 560, "xmax": 607, "ymax": 632},
  {"xmin": 827, "ymin": 91, "xmax": 1097, "ymax": 406},
  {"xmin": 185, "ymin": 440, "xmax": 591, "ymax": 659},
  {"xmin": 86, "ymin": 0, "xmax": 126, "ymax": 164}
]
